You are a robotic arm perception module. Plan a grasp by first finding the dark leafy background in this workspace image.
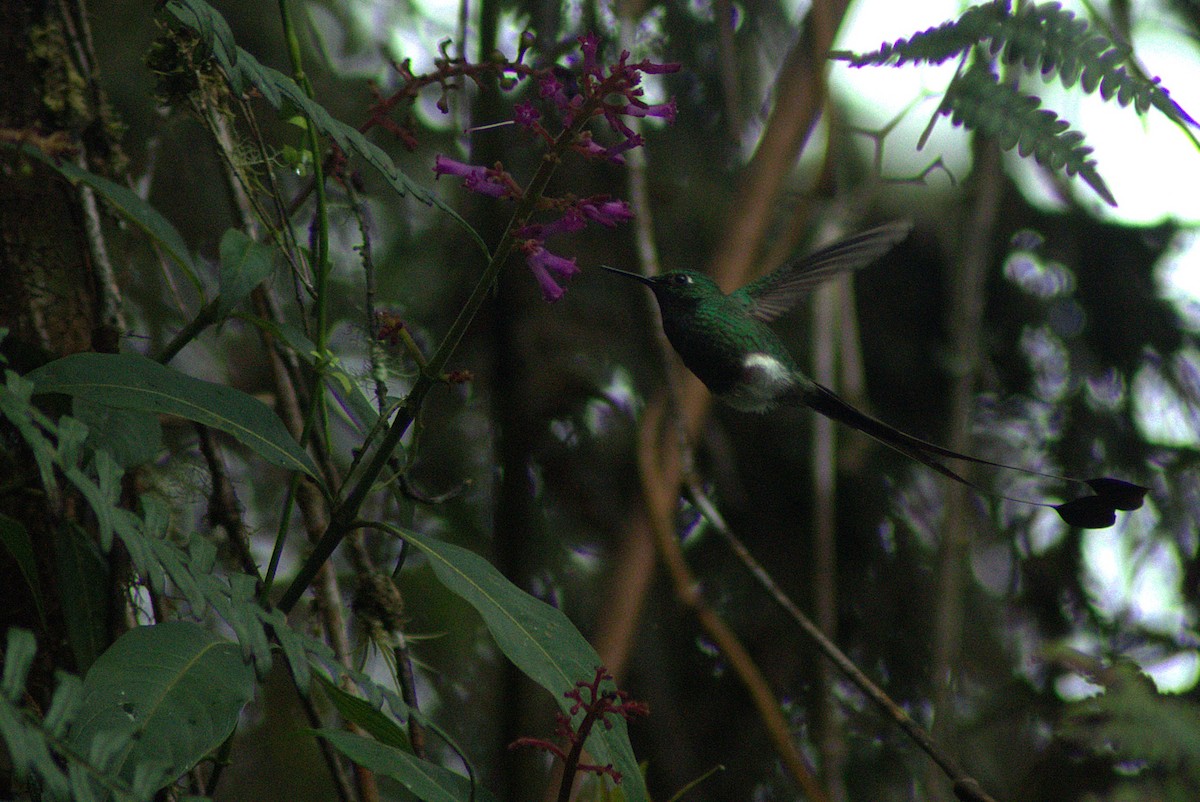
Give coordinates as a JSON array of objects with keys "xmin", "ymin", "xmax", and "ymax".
[{"xmin": 5, "ymin": 0, "xmax": 1199, "ymax": 800}]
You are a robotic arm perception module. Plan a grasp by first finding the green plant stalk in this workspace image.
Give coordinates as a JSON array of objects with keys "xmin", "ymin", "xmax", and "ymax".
[
  {"xmin": 263, "ymin": 0, "xmax": 334, "ymax": 604},
  {"xmin": 275, "ymin": 0, "xmax": 333, "ymax": 452},
  {"xmin": 260, "ymin": 471, "xmax": 303, "ymax": 599},
  {"xmin": 155, "ymin": 298, "xmax": 219, "ymax": 364},
  {"xmin": 278, "ymin": 121, "xmax": 589, "ymax": 614}
]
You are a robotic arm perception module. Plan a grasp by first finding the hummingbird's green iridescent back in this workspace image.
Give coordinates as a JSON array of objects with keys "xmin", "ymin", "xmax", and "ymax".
[
  {"xmin": 647, "ymin": 272, "xmax": 802, "ymax": 412},
  {"xmin": 602, "ymin": 222, "xmax": 915, "ymax": 412}
]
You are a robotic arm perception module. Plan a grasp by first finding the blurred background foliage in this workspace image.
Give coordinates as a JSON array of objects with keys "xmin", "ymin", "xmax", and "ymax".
[{"xmin": 6, "ymin": 0, "xmax": 1200, "ymax": 799}]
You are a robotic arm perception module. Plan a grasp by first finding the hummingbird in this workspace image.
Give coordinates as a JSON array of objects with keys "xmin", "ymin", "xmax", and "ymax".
[{"xmin": 599, "ymin": 221, "xmax": 1146, "ymax": 529}]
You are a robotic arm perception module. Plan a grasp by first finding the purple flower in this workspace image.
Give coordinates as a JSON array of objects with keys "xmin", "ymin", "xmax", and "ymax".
[
  {"xmin": 605, "ymin": 133, "xmax": 645, "ymax": 161},
  {"xmin": 571, "ymin": 132, "xmax": 609, "ymax": 159},
  {"xmin": 433, "ymin": 154, "xmax": 481, "ymax": 180},
  {"xmin": 513, "ymin": 101, "xmax": 540, "ymax": 129},
  {"xmin": 539, "ymin": 73, "xmax": 569, "ymax": 111},
  {"xmin": 578, "ymin": 33, "xmax": 601, "ymax": 77},
  {"xmin": 433, "ymin": 155, "xmax": 509, "ymax": 198},
  {"xmin": 525, "ymin": 244, "xmax": 580, "ymax": 302},
  {"xmin": 634, "ymin": 59, "xmax": 682, "ymax": 75},
  {"xmin": 622, "ymin": 99, "xmax": 677, "ymax": 123},
  {"xmin": 580, "ymin": 199, "xmax": 633, "ymax": 227},
  {"xmin": 603, "ymin": 108, "xmax": 639, "ymax": 140},
  {"xmin": 549, "ymin": 207, "xmax": 588, "ymax": 237}
]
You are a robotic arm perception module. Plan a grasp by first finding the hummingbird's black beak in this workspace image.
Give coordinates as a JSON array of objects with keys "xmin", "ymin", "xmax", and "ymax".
[{"xmin": 598, "ymin": 264, "xmax": 656, "ymax": 287}]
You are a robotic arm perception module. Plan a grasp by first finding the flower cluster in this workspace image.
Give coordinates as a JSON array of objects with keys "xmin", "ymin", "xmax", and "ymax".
[
  {"xmin": 432, "ymin": 33, "xmax": 679, "ymax": 302},
  {"xmin": 510, "ymin": 666, "xmax": 648, "ymax": 786},
  {"xmin": 374, "ymin": 309, "xmax": 407, "ymax": 346}
]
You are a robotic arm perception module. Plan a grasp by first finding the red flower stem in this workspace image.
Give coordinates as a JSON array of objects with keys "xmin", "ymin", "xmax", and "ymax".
[{"xmin": 556, "ymin": 705, "xmax": 599, "ymax": 802}]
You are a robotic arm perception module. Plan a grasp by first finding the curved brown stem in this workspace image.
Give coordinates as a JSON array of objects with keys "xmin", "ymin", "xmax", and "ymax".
[
  {"xmin": 685, "ymin": 482, "xmax": 1002, "ymax": 802},
  {"xmin": 639, "ymin": 395, "xmax": 829, "ymax": 801}
]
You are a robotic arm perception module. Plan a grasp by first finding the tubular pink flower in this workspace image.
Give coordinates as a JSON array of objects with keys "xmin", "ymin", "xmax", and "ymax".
[
  {"xmin": 622, "ymin": 99, "xmax": 677, "ymax": 123},
  {"xmin": 554, "ymin": 207, "xmax": 588, "ymax": 235},
  {"xmin": 578, "ymin": 32, "xmax": 602, "ymax": 77},
  {"xmin": 570, "ymin": 131, "xmax": 608, "ymax": 157},
  {"xmin": 433, "ymin": 154, "xmax": 480, "ymax": 180},
  {"xmin": 526, "ymin": 245, "xmax": 580, "ymax": 302},
  {"xmin": 539, "ymin": 73, "xmax": 570, "ymax": 111},
  {"xmin": 605, "ymin": 133, "xmax": 644, "ymax": 161},
  {"xmin": 579, "ymin": 199, "xmax": 633, "ymax": 227},
  {"xmin": 433, "ymin": 155, "xmax": 509, "ymax": 198}
]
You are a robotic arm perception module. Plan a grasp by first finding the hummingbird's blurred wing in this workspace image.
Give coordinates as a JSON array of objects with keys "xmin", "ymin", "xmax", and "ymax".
[{"xmin": 742, "ymin": 220, "xmax": 913, "ymax": 322}]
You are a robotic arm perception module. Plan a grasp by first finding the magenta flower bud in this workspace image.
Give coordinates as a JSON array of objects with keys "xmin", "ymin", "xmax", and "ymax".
[
  {"xmin": 622, "ymin": 99, "xmax": 677, "ymax": 123},
  {"xmin": 526, "ymin": 245, "xmax": 580, "ymax": 302},
  {"xmin": 634, "ymin": 59, "xmax": 682, "ymax": 75},
  {"xmin": 580, "ymin": 199, "xmax": 633, "ymax": 227},
  {"xmin": 433, "ymin": 155, "xmax": 509, "ymax": 198}
]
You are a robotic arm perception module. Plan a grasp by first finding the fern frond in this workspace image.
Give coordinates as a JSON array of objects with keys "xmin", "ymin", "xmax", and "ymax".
[
  {"xmin": 0, "ymin": 371, "xmax": 279, "ymax": 683},
  {"xmin": 832, "ymin": 1, "xmax": 1009, "ymax": 67},
  {"xmin": 1057, "ymin": 658, "xmax": 1200, "ymax": 780},
  {"xmin": 941, "ymin": 63, "xmax": 1116, "ymax": 205},
  {"xmin": 999, "ymin": 2, "xmax": 1194, "ymax": 125},
  {"xmin": 834, "ymin": 1, "xmax": 1194, "ymax": 127}
]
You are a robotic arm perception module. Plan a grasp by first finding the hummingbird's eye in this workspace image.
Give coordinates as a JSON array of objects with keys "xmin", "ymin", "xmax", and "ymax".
[{"xmin": 671, "ymin": 274, "xmax": 693, "ymax": 286}]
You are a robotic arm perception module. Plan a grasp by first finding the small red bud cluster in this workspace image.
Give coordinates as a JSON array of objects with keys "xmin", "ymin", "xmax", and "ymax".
[{"xmin": 510, "ymin": 666, "xmax": 648, "ymax": 788}]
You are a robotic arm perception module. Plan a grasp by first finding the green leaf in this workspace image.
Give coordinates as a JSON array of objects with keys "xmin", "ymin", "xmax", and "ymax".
[
  {"xmin": 53, "ymin": 523, "xmax": 109, "ymax": 674},
  {"xmin": 72, "ymin": 398, "xmax": 163, "ymax": 469},
  {"xmin": 222, "ymin": 572, "xmax": 274, "ymax": 678},
  {"xmin": 42, "ymin": 673, "xmax": 84, "ymax": 739},
  {"xmin": 70, "ymin": 622, "xmax": 255, "ymax": 793},
  {"xmin": 218, "ymin": 228, "xmax": 275, "ymax": 319},
  {"xmin": 394, "ymin": 527, "xmax": 648, "ymax": 802},
  {"xmin": 1, "ymin": 371, "xmax": 65, "ymax": 499},
  {"xmin": 941, "ymin": 63, "xmax": 1117, "ymax": 206},
  {"xmin": 315, "ymin": 673, "xmax": 409, "ymax": 750},
  {"xmin": 2, "ymin": 629, "xmax": 38, "ymax": 701},
  {"xmin": 27, "ymin": 352, "xmax": 320, "ymax": 479},
  {"xmin": 316, "ymin": 729, "xmax": 500, "ymax": 802},
  {"xmin": 11, "ymin": 143, "xmax": 201, "ymax": 287},
  {"xmin": 0, "ymin": 515, "xmax": 45, "ymax": 627}
]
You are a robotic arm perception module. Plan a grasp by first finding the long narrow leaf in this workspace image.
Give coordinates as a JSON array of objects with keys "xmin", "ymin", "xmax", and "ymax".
[
  {"xmin": 316, "ymin": 729, "xmax": 500, "ymax": 802},
  {"xmin": 392, "ymin": 526, "xmax": 648, "ymax": 801},
  {"xmin": 27, "ymin": 352, "xmax": 320, "ymax": 479},
  {"xmin": 11, "ymin": 143, "xmax": 201, "ymax": 285}
]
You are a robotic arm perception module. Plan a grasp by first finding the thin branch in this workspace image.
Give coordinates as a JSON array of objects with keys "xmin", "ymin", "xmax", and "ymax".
[
  {"xmin": 392, "ymin": 633, "xmax": 428, "ymax": 760},
  {"xmin": 685, "ymin": 480, "xmax": 1001, "ymax": 802},
  {"xmin": 639, "ymin": 397, "xmax": 829, "ymax": 802},
  {"xmin": 196, "ymin": 424, "xmax": 260, "ymax": 581}
]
